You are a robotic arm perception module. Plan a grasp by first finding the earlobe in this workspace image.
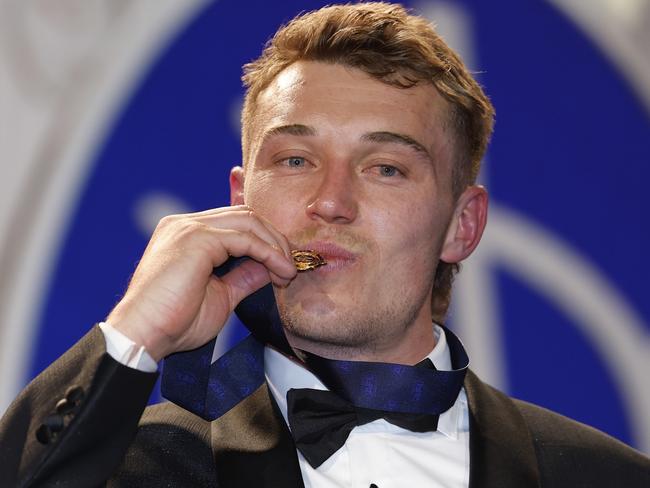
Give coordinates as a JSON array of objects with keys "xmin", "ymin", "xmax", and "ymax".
[
  {"xmin": 230, "ymin": 166, "xmax": 245, "ymax": 205},
  {"xmin": 440, "ymin": 186, "xmax": 488, "ymax": 264}
]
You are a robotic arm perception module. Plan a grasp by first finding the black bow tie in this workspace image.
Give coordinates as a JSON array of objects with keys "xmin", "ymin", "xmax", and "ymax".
[{"xmin": 287, "ymin": 359, "xmax": 439, "ymax": 468}]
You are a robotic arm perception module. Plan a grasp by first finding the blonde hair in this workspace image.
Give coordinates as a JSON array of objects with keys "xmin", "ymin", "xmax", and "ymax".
[{"xmin": 241, "ymin": 2, "xmax": 495, "ymax": 321}]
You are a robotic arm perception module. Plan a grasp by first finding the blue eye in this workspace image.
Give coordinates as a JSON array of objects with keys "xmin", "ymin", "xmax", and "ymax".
[
  {"xmin": 379, "ymin": 165, "xmax": 399, "ymax": 177},
  {"xmin": 285, "ymin": 156, "xmax": 305, "ymax": 167}
]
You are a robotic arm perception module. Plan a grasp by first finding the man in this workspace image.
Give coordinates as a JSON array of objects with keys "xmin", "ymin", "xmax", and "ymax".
[{"xmin": 1, "ymin": 2, "xmax": 648, "ymax": 487}]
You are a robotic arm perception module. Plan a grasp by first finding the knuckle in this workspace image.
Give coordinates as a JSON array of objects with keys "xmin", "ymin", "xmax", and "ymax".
[
  {"xmin": 158, "ymin": 214, "xmax": 179, "ymax": 228},
  {"xmin": 243, "ymin": 237, "xmax": 255, "ymax": 254},
  {"xmin": 172, "ymin": 220, "xmax": 207, "ymax": 244}
]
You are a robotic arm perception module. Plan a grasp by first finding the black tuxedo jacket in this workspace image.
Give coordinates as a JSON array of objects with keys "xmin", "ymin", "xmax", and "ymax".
[{"xmin": 1, "ymin": 326, "xmax": 648, "ymax": 487}]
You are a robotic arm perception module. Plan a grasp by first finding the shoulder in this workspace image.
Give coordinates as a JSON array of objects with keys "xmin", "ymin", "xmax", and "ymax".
[
  {"xmin": 110, "ymin": 401, "xmax": 217, "ymax": 487},
  {"xmin": 465, "ymin": 371, "xmax": 649, "ymax": 487},
  {"xmin": 512, "ymin": 395, "xmax": 650, "ymax": 485},
  {"xmin": 513, "ymin": 396, "xmax": 633, "ymax": 450}
]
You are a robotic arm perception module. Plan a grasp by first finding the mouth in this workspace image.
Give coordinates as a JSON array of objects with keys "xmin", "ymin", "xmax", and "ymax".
[
  {"xmin": 291, "ymin": 250, "xmax": 327, "ymax": 271},
  {"xmin": 297, "ymin": 241, "xmax": 358, "ymax": 273}
]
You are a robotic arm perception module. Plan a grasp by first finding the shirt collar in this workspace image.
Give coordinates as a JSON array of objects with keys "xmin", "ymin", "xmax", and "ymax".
[{"xmin": 264, "ymin": 324, "xmax": 465, "ymax": 440}]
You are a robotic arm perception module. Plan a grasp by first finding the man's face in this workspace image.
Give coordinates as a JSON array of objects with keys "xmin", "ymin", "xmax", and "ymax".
[{"xmin": 232, "ymin": 61, "xmax": 475, "ymax": 362}]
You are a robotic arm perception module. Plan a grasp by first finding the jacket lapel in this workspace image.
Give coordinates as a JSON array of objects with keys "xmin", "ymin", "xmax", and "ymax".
[
  {"xmin": 211, "ymin": 383, "xmax": 305, "ymax": 488},
  {"xmin": 464, "ymin": 370, "xmax": 541, "ymax": 488}
]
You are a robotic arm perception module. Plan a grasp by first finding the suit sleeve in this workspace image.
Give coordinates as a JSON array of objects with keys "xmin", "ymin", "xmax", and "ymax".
[{"xmin": 0, "ymin": 325, "xmax": 158, "ymax": 487}]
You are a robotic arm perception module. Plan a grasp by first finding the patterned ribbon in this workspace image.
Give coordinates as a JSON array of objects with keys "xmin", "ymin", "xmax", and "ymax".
[{"xmin": 161, "ymin": 257, "xmax": 469, "ymax": 420}]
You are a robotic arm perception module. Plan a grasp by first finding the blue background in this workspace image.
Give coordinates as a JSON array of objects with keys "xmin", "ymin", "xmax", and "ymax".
[{"xmin": 28, "ymin": 0, "xmax": 650, "ymax": 450}]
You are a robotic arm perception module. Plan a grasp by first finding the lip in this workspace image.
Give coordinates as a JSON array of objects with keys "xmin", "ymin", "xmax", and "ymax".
[{"xmin": 297, "ymin": 241, "xmax": 358, "ymax": 272}]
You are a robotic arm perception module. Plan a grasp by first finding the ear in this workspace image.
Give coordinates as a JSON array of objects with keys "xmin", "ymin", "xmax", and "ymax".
[
  {"xmin": 229, "ymin": 166, "xmax": 245, "ymax": 205},
  {"xmin": 440, "ymin": 185, "xmax": 488, "ymax": 263}
]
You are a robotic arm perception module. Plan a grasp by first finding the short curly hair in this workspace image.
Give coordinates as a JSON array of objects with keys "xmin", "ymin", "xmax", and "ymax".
[{"xmin": 241, "ymin": 2, "xmax": 495, "ymax": 321}]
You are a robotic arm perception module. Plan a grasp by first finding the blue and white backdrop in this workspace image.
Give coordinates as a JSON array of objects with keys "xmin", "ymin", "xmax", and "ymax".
[{"xmin": 1, "ymin": 0, "xmax": 649, "ymax": 453}]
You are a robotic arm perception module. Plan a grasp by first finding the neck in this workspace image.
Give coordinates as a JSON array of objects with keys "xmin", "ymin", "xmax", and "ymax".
[{"xmin": 285, "ymin": 319, "xmax": 437, "ymax": 365}]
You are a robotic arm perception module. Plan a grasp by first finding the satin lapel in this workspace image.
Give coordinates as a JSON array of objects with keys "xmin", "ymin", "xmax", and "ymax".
[
  {"xmin": 464, "ymin": 370, "xmax": 541, "ymax": 488},
  {"xmin": 211, "ymin": 383, "xmax": 305, "ymax": 488}
]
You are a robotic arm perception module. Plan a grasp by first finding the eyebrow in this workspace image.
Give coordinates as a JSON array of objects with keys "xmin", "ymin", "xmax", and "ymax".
[
  {"xmin": 261, "ymin": 124, "xmax": 434, "ymax": 166},
  {"xmin": 361, "ymin": 131, "xmax": 434, "ymax": 164},
  {"xmin": 262, "ymin": 124, "xmax": 316, "ymax": 142}
]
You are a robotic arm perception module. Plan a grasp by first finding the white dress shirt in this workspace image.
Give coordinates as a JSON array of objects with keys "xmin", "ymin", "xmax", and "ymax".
[{"xmin": 99, "ymin": 322, "xmax": 470, "ymax": 488}]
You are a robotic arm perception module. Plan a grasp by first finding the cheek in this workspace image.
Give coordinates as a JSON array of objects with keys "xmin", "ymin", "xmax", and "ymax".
[
  {"xmin": 244, "ymin": 171, "xmax": 283, "ymax": 210},
  {"xmin": 244, "ymin": 175, "xmax": 302, "ymax": 231},
  {"xmin": 245, "ymin": 177, "xmax": 278, "ymax": 216},
  {"xmin": 374, "ymin": 200, "xmax": 447, "ymax": 271}
]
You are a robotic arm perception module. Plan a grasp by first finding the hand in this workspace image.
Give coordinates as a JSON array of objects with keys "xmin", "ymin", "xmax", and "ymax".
[{"xmin": 106, "ymin": 205, "xmax": 297, "ymax": 361}]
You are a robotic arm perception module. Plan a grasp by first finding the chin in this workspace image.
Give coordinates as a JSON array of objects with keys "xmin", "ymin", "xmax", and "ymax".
[{"xmin": 279, "ymin": 299, "xmax": 399, "ymax": 354}]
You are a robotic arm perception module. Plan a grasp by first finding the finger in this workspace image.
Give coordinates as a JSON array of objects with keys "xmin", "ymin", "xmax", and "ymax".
[
  {"xmin": 195, "ymin": 209, "xmax": 292, "ymax": 260},
  {"xmin": 163, "ymin": 206, "xmax": 292, "ymax": 261},
  {"xmin": 203, "ymin": 227, "xmax": 296, "ymax": 281},
  {"xmin": 253, "ymin": 213, "xmax": 292, "ymax": 259},
  {"xmin": 219, "ymin": 259, "xmax": 273, "ymax": 308},
  {"xmin": 173, "ymin": 204, "xmax": 252, "ymax": 220}
]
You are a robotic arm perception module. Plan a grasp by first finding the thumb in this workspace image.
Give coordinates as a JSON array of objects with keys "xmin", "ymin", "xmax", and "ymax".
[{"xmin": 220, "ymin": 258, "xmax": 272, "ymax": 309}]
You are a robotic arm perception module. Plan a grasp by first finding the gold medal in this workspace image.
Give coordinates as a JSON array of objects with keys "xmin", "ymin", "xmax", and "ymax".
[{"xmin": 291, "ymin": 249, "xmax": 326, "ymax": 271}]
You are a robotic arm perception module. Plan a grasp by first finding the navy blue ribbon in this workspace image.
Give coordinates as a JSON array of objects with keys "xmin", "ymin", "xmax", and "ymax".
[{"xmin": 162, "ymin": 257, "xmax": 468, "ymax": 420}]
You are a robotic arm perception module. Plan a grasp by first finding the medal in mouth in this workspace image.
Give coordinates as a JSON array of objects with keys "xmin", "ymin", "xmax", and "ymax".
[{"xmin": 291, "ymin": 250, "xmax": 327, "ymax": 271}]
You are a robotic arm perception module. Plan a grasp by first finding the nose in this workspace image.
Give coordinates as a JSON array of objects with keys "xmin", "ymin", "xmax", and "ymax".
[{"xmin": 306, "ymin": 164, "xmax": 358, "ymax": 224}]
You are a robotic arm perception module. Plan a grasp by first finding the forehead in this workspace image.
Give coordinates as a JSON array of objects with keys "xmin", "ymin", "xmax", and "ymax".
[{"xmin": 251, "ymin": 61, "xmax": 453, "ymax": 167}]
